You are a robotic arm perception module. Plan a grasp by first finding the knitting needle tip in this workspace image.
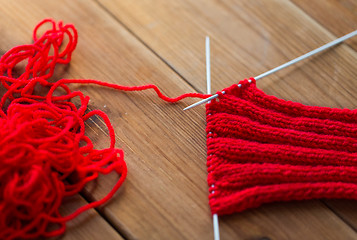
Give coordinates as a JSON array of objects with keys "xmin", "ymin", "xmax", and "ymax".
[
  {"xmin": 213, "ymin": 214, "xmax": 220, "ymax": 240},
  {"xmin": 183, "ymin": 94, "xmax": 219, "ymax": 110},
  {"xmin": 206, "ymin": 36, "xmax": 211, "ymax": 95}
]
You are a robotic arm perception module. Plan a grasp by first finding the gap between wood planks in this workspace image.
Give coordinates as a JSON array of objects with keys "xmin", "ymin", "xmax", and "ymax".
[{"xmin": 322, "ymin": 200, "xmax": 357, "ymax": 233}]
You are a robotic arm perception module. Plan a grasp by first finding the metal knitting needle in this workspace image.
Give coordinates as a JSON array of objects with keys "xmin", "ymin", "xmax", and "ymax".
[
  {"xmin": 206, "ymin": 36, "xmax": 220, "ymax": 240},
  {"xmin": 184, "ymin": 29, "xmax": 357, "ymax": 110},
  {"xmin": 206, "ymin": 36, "xmax": 211, "ymax": 96}
]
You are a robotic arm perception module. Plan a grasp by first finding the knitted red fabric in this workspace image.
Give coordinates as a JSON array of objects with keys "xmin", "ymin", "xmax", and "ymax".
[{"xmin": 206, "ymin": 78, "xmax": 357, "ymax": 215}]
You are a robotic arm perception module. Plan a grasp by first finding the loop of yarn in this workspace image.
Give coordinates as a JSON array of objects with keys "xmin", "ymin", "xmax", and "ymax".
[{"xmin": 0, "ymin": 19, "xmax": 128, "ymax": 239}]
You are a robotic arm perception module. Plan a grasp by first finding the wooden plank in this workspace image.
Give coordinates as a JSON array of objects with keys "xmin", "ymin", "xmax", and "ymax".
[
  {"xmin": 324, "ymin": 199, "xmax": 357, "ymax": 231},
  {"xmin": 291, "ymin": 0, "xmax": 357, "ymax": 50},
  {"xmin": 1, "ymin": 1, "xmax": 357, "ymax": 240},
  {"xmin": 91, "ymin": 0, "xmax": 357, "ymax": 239}
]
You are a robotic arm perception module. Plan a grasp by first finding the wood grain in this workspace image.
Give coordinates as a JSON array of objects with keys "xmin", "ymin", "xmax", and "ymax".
[
  {"xmin": 1, "ymin": 0, "xmax": 357, "ymax": 239},
  {"xmin": 49, "ymin": 196, "xmax": 124, "ymax": 240},
  {"xmin": 94, "ymin": 0, "xmax": 357, "ymax": 238},
  {"xmin": 291, "ymin": 0, "xmax": 357, "ymax": 50},
  {"xmin": 324, "ymin": 199, "xmax": 357, "ymax": 231}
]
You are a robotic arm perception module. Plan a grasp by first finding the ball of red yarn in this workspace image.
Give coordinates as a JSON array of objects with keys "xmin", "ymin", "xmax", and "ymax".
[{"xmin": 0, "ymin": 19, "xmax": 127, "ymax": 239}]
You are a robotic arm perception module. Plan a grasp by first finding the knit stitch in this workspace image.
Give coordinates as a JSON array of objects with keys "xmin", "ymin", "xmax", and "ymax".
[{"xmin": 206, "ymin": 78, "xmax": 357, "ymax": 215}]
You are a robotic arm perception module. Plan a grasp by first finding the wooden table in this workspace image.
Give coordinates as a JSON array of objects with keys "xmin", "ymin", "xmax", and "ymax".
[{"xmin": 1, "ymin": 1, "xmax": 357, "ymax": 239}]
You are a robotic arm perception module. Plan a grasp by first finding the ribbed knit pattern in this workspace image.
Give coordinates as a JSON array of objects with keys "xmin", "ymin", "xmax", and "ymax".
[{"xmin": 206, "ymin": 78, "xmax": 357, "ymax": 215}]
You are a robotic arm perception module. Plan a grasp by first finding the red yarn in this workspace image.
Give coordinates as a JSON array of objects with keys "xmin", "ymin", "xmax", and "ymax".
[
  {"xmin": 9, "ymin": 18, "xmax": 355, "ymax": 238},
  {"xmin": 0, "ymin": 19, "xmax": 208, "ymax": 239},
  {"xmin": 206, "ymin": 78, "xmax": 357, "ymax": 215}
]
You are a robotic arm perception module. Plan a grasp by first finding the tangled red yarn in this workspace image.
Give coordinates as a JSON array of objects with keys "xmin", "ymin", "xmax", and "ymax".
[
  {"xmin": 0, "ymin": 19, "xmax": 129, "ymax": 239},
  {"xmin": 0, "ymin": 19, "xmax": 209, "ymax": 239}
]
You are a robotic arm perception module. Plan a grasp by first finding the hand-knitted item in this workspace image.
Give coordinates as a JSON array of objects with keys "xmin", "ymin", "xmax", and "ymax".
[{"xmin": 206, "ymin": 78, "xmax": 357, "ymax": 215}]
